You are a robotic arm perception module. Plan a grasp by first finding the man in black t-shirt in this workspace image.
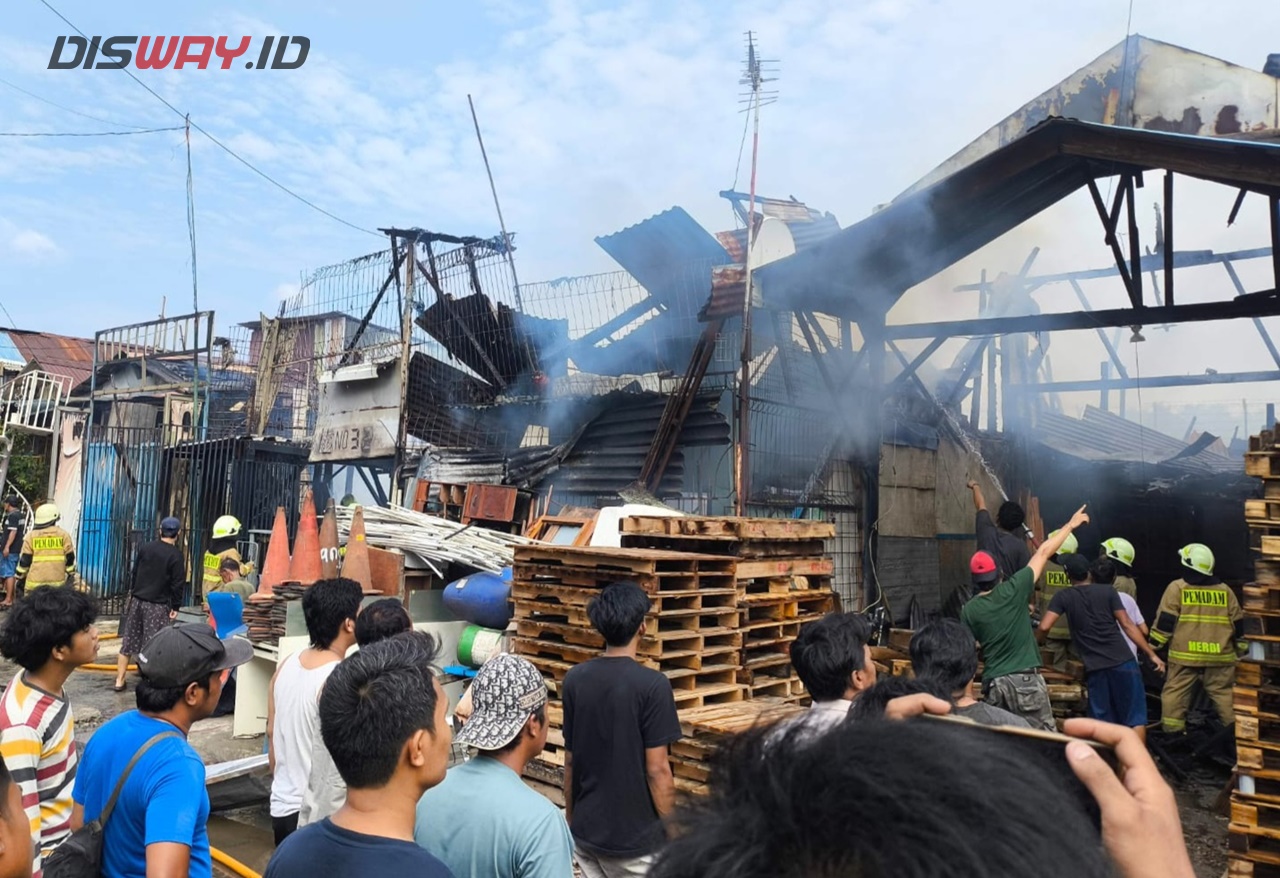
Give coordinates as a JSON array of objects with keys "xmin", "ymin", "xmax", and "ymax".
[
  {"xmin": 966, "ymin": 482, "xmax": 1030, "ymax": 582},
  {"xmin": 564, "ymin": 581, "xmax": 681, "ymax": 878},
  {"xmin": 0, "ymin": 497, "xmax": 22, "ymax": 608},
  {"xmin": 1037, "ymin": 555, "xmax": 1164, "ymax": 742}
]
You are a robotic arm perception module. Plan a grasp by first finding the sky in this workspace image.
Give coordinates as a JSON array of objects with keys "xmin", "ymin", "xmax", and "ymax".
[{"xmin": 3, "ymin": 0, "xmax": 1280, "ymax": 434}]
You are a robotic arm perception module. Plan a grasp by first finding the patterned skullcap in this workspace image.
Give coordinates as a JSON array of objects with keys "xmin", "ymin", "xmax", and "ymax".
[{"xmin": 454, "ymin": 653, "xmax": 549, "ymax": 751}]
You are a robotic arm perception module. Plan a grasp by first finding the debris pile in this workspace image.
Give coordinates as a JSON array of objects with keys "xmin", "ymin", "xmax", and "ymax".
[{"xmin": 335, "ymin": 504, "xmax": 534, "ymax": 575}]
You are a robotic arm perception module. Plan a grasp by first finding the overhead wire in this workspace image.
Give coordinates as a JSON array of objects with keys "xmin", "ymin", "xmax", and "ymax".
[
  {"xmin": 0, "ymin": 74, "xmax": 157, "ymax": 129},
  {"xmin": 0, "ymin": 127, "xmax": 183, "ymax": 137},
  {"xmin": 35, "ymin": 0, "xmax": 382, "ymax": 238}
]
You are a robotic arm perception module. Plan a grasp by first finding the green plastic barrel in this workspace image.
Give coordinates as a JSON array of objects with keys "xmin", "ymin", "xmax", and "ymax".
[{"xmin": 457, "ymin": 624, "xmax": 506, "ymax": 668}]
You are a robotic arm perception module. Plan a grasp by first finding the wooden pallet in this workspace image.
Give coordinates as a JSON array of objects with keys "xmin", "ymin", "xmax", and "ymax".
[
  {"xmin": 749, "ymin": 676, "xmax": 804, "ymax": 698},
  {"xmin": 1237, "ymin": 686, "xmax": 1280, "ymax": 716},
  {"xmin": 670, "ymin": 682, "xmax": 748, "ymax": 708},
  {"xmin": 1239, "ymin": 713, "xmax": 1280, "ymax": 743},
  {"xmin": 515, "ymin": 604, "xmax": 740, "ymax": 638},
  {"xmin": 738, "ymin": 592, "xmax": 835, "ymax": 624},
  {"xmin": 677, "ymin": 699, "xmax": 804, "ymax": 736},
  {"xmin": 1241, "ymin": 663, "xmax": 1280, "ymax": 689},
  {"xmin": 1240, "ymin": 769, "xmax": 1280, "ymax": 803},
  {"xmin": 621, "ymin": 533, "xmax": 830, "ymax": 559},
  {"xmin": 513, "ymin": 561, "xmax": 737, "ymax": 595},
  {"xmin": 621, "ymin": 515, "xmax": 835, "ymax": 541},
  {"xmin": 1247, "ymin": 588, "xmax": 1280, "ymax": 614},
  {"xmin": 1231, "ymin": 829, "xmax": 1280, "ymax": 867},
  {"xmin": 514, "ymin": 544, "xmax": 736, "ymax": 575},
  {"xmin": 1248, "ymin": 453, "xmax": 1280, "ymax": 480},
  {"xmin": 1241, "ymin": 741, "xmax": 1280, "ymax": 773},
  {"xmin": 1230, "ymin": 856, "xmax": 1280, "ymax": 877},
  {"xmin": 733, "ymin": 557, "xmax": 835, "ymax": 580},
  {"xmin": 1259, "ymin": 561, "xmax": 1280, "ymax": 587},
  {"xmin": 513, "ymin": 583, "xmax": 740, "ymax": 616},
  {"xmin": 738, "ymin": 573, "xmax": 836, "ymax": 596}
]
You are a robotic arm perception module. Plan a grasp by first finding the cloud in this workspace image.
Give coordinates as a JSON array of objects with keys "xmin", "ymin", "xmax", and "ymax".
[{"xmin": 0, "ymin": 219, "xmax": 58, "ymax": 259}]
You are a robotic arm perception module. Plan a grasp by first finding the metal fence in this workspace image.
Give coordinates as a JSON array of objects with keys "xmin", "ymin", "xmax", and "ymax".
[{"xmin": 78, "ymin": 423, "xmax": 308, "ymax": 612}]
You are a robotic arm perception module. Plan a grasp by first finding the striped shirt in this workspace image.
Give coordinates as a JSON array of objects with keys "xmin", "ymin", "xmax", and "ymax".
[{"xmin": 0, "ymin": 672, "xmax": 77, "ymax": 878}]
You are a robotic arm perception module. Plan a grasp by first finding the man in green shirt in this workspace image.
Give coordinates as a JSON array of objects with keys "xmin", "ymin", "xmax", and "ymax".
[{"xmin": 961, "ymin": 505, "xmax": 1090, "ymax": 732}]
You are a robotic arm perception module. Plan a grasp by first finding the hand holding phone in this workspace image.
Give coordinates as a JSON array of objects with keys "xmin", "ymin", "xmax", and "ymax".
[{"xmin": 1062, "ymin": 718, "xmax": 1195, "ymax": 878}]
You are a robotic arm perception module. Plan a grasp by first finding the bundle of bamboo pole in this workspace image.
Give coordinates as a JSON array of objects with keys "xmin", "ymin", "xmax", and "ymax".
[{"xmin": 334, "ymin": 504, "xmax": 536, "ymax": 573}]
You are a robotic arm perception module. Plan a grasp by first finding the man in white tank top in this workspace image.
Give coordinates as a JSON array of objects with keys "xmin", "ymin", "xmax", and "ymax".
[{"xmin": 267, "ymin": 577, "xmax": 363, "ymax": 846}]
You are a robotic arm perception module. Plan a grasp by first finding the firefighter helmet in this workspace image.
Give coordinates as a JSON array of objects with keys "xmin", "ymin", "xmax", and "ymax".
[
  {"xmin": 212, "ymin": 515, "xmax": 242, "ymax": 539},
  {"xmin": 1048, "ymin": 529, "xmax": 1078, "ymax": 556},
  {"xmin": 1102, "ymin": 537, "xmax": 1136, "ymax": 568},
  {"xmin": 33, "ymin": 503, "xmax": 59, "ymax": 526},
  {"xmin": 1179, "ymin": 543, "xmax": 1215, "ymax": 576}
]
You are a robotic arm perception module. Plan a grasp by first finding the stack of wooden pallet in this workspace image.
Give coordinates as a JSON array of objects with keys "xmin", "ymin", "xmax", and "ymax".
[
  {"xmin": 620, "ymin": 515, "xmax": 838, "ymax": 700},
  {"xmin": 669, "ymin": 701, "xmax": 805, "ymax": 794},
  {"xmin": 1230, "ymin": 434, "xmax": 1280, "ymax": 876},
  {"xmin": 511, "ymin": 544, "xmax": 747, "ymax": 773}
]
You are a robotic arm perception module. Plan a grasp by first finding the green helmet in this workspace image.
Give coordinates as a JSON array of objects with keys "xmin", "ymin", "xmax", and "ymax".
[
  {"xmin": 1179, "ymin": 543, "xmax": 1214, "ymax": 576},
  {"xmin": 1102, "ymin": 537, "xmax": 1135, "ymax": 568},
  {"xmin": 1049, "ymin": 529, "xmax": 1078, "ymax": 556}
]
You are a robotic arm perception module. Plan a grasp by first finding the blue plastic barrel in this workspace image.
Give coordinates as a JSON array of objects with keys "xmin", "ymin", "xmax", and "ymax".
[{"xmin": 442, "ymin": 567, "xmax": 513, "ymax": 629}]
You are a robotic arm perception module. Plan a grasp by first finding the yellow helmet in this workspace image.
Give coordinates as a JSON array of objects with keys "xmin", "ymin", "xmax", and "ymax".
[
  {"xmin": 1179, "ymin": 543, "xmax": 1215, "ymax": 577},
  {"xmin": 1048, "ymin": 529, "xmax": 1078, "ymax": 556},
  {"xmin": 1102, "ymin": 537, "xmax": 1135, "ymax": 568},
  {"xmin": 212, "ymin": 515, "xmax": 242, "ymax": 539},
  {"xmin": 33, "ymin": 503, "xmax": 59, "ymax": 526}
]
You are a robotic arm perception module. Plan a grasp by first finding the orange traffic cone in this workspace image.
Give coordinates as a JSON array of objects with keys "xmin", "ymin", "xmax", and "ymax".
[
  {"xmin": 319, "ymin": 498, "xmax": 340, "ymax": 580},
  {"xmin": 342, "ymin": 506, "xmax": 374, "ymax": 593},
  {"xmin": 288, "ymin": 489, "xmax": 322, "ymax": 586},
  {"xmin": 255, "ymin": 506, "xmax": 291, "ymax": 598}
]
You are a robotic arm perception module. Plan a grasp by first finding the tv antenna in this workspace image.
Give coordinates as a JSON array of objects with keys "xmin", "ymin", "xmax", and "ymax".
[{"xmin": 734, "ymin": 31, "xmax": 779, "ymax": 516}]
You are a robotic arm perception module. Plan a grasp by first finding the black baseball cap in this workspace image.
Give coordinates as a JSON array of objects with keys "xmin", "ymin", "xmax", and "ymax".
[
  {"xmin": 137, "ymin": 624, "xmax": 253, "ymax": 688},
  {"xmin": 1061, "ymin": 553, "xmax": 1091, "ymax": 582}
]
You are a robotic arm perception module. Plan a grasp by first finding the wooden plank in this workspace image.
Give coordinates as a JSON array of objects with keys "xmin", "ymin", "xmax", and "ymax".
[
  {"xmin": 1249, "ymin": 453, "xmax": 1280, "ymax": 479},
  {"xmin": 366, "ymin": 545, "xmax": 406, "ymax": 597},
  {"xmin": 621, "ymin": 515, "xmax": 835, "ymax": 541},
  {"xmin": 734, "ymin": 557, "xmax": 835, "ymax": 580},
  {"xmin": 620, "ymin": 533, "xmax": 830, "ymax": 559}
]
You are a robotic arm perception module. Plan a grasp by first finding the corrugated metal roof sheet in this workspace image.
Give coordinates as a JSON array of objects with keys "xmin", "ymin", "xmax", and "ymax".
[
  {"xmin": 595, "ymin": 207, "xmax": 731, "ymax": 306},
  {"xmin": 756, "ymin": 117, "xmax": 1280, "ymax": 321},
  {"xmin": 6, "ymin": 330, "xmax": 94, "ymax": 387},
  {"xmin": 1035, "ymin": 405, "xmax": 1239, "ymax": 474}
]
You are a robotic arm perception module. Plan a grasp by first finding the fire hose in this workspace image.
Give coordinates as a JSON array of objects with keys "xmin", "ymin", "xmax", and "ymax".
[{"xmin": 212, "ymin": 846, "xmax": 262, "ymax": 878}]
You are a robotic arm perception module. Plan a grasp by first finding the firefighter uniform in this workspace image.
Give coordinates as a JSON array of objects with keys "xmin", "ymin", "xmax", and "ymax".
[
  {"xmin": 1113, "ymin": 575, "xmax": 1138, "ymax": 599},
  {"xmin": 1038, "ymin": 560, "xmax": 1077, "ymax": 670},
  {"xmin": 202, "ymin": 546, "xmax": 244, "ymax": 595},
  {"xmin": 17, "ymin": 504, "xmax": 76, "ymax": 590},
  {"xmin": 202, "ymin": 515, "xmax": 248, "ymax": 597},
  {"xmin": 1035, "ymin": 530, "xmax": 1078, "ymax": 671},
  {"xmin": 1150, "ymin": 543, "xmax": 1243, "ymax": 732}
]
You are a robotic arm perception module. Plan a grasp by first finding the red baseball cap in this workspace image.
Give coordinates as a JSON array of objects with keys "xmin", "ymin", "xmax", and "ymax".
[{"xmin": 970, "ymin": 551, "xmax": 999, "ymax": 585}]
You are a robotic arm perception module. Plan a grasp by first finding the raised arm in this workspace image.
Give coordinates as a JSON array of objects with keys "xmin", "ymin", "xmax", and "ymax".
[
  {"xmin": 1027, "ymin": 505, "xmax": 1089, "ymax": 582},
  {"xmin": 967, "ymin": 481, "xmax": 987, "ymax": 513}
]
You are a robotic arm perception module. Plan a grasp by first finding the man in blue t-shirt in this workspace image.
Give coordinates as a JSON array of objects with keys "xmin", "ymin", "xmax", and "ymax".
[
  {"xmin": 265, "ymin": 632, "xmax": 454, "ymax": 878},
  {"xmin": 415, "ymin": 653, "xmax": 573, "ymax": 878},
  {"xmin": 72, "ymin": 624, "xmax": 253, "ymax": 878}
]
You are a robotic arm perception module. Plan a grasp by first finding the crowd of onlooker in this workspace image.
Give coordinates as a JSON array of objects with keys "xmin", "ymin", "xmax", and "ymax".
[{"xmin": 0, "ymin": 563, "xmax": 1202, "ymax": 878}]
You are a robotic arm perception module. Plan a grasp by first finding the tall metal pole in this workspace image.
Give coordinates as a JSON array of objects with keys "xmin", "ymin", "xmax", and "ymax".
[
  {"xmin": 468, "ymin": 95, "xmax": 523, "ymax": 312},
  {"xmin": 734, "ymin": 35, "xmax": 764, "ymax": 517}
]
